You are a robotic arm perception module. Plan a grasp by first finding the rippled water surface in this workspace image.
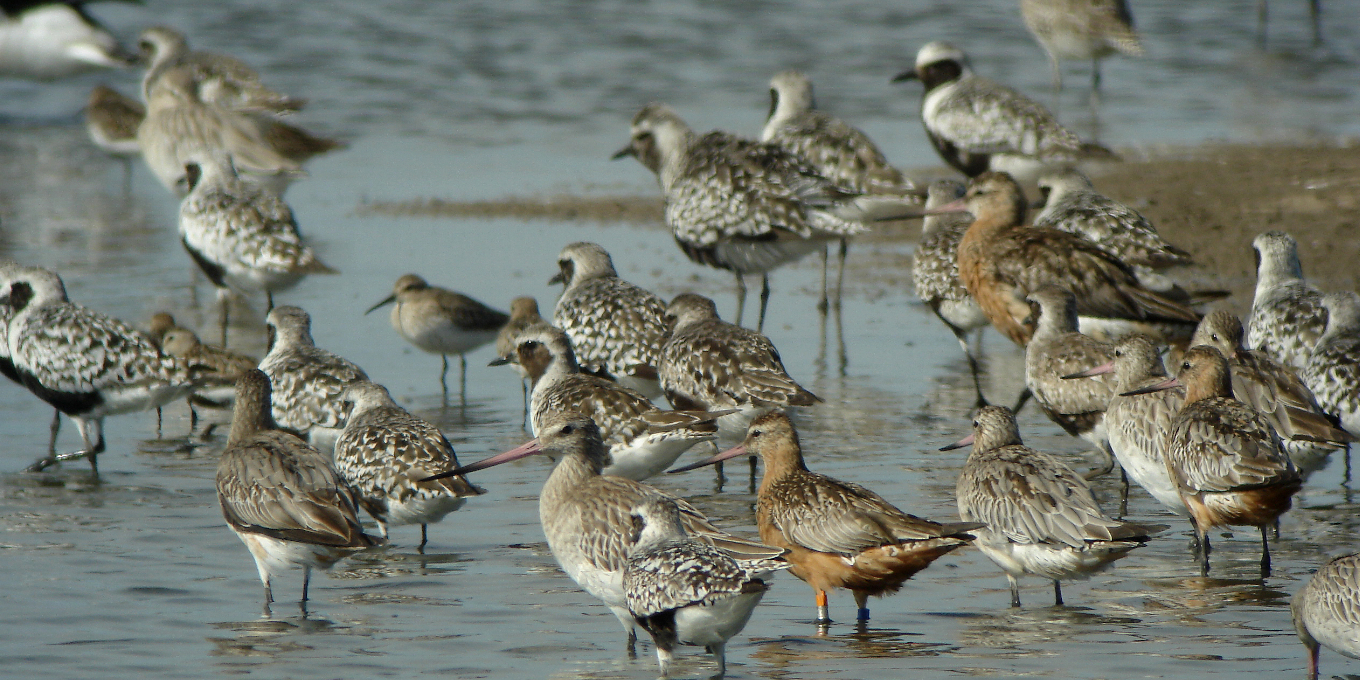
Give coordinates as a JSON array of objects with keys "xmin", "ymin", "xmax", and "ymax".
[{"xmin": 1, "ymin": 1, "xmax": 1358, "ymax": 678}]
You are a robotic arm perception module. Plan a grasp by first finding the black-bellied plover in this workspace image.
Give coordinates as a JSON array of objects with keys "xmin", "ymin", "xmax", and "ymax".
[
  {"xmin": 893, "ymin": 42, "xmax": 1115, "ymax": 179},
  {"xmin": 1291, "ymin": 551, "xmax": 1360, "ymax": 680},
  {"xmin": 0, "ymin": 2, "xmax": 130, "ymax": 79},
  {"xmin": 216, "ymin": 369, "xmax": 382, "ymax": 614},
  {"xmin": 550, "ymin": 242, "xmax": 668, "ymax": 398},
  {"xmin": 623, "ymin": 497, "xmax": 788, "ymax": 679},
  {"xmin": 674, "ymin": 411, "xmax": 979, "ymax": 625},
  {"xmin": 1302, "ymin": 292, "xmax": 1360, "ymax": 436},
  {"xmin": 943, "ymin": 405, "xmax": 1165, "ymax": 607},
  {"xmin": 333, "ymin": 380, "xmax": 484, "ymax": 548},
  {"xmin": 615, "ymin": 103, "xmax": 865, "ymax": 330},
  {"xmin": 367, "ymin": 273, "xmax": 507, "ymax": 405},
  {"xmin": 258, "ymin": 306, "xmax": 369, "ymax": 454},
  {"xmin": 1248, "ymin": 230, "xmax": 1327, "ymax": 371}
]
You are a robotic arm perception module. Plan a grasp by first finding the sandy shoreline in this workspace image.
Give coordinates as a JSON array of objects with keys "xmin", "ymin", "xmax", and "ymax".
[{"xmin": 360, "ymin": 142, "xmax": 1360, "ymax": 310}]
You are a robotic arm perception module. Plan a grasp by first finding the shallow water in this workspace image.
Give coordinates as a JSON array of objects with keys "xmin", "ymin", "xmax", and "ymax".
[{"xmin": 1, "ymin": 1, "xmax": 1359, "ymax": 678}]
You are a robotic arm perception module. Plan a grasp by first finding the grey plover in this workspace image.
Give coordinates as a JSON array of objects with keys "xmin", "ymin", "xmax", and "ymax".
[
  {"xmin": 0, "ymin": 2, "xmax": 130, "ymax": 79},
  {"xmin": 1122, "ymin": 346, "xmax": 1301, "ymax": 577},
  {"xmin": 367, "ymin": 273, "xmax": 507, "ymax": 404},
  {"xmin": 1191, "ymin": 310, "xmax": 1351, "ymax": 473},
  {"xmin": 893, "ymin": 42, "xmax": 1115, "ymax": 179},
  {"xmin": 1064, "ymin": 335, "xmax": 1186, "ymax": 515},
  {"xmin": 0, "ymin": 264, "xmax": 62, "ymax": 453},
  {"xmin": 258, "ymin": 306, "xmax": 370, "ymax": 453},
  {"xmin": 179, "ymin": 153, "xmax": 336, "ymax": 344},
  {"xmin": 624, "ymin": 497, "xmax": 788, "ymax": 679},
  {"xmin": 424, "ymin": 412, "xmax": 783, "ymax": 647},
  {"xmin": 659, "ymin": 293, "xmax": 819, "ymax": 441},
  {"xmin": 514, "ymin": 325, "xmax": 726, "ymax": 480},
  {"xmin": 1023, "ymin": 286, "xmax": 1117, "ymax": 475},
  {"xmin": 216, "ymin": 369, "xmax": 382, "ymax": 613},
  {"xmin": 1019, "ymin": 0, "xmax": 1143, "ymax": 97},
  {"xmin": 954, "ymin": 171, "xmax": 1199, "ymax": 346},
  {"xmin": 1291, "ymin": 551, "xmax": 1360, "ymax": 680},
  {"xmin": 138, "ymin": 26, "xmax": 304, "ymax": 114},
  {"xmin": 1248, "ymin": 231, "xmax": 1327, "ymax": 371},
  {"xmin": 943, "ymin": 406, "xmax": 1164, "ymax": 607},
  {"xmin": 673, "ymin": 412, "xmax": 979, "ymax": 624},
  {"xmin": 1, "ymin": 265, "xmax": 194, "ymax": 472},
  {"xmin": 333, "ymin": 380, "xmax": 484, "ymax": 548},
  {"xmin": 761, "ymin": 69, "xmax": 922, "ymax": 307},
  {"xmin": 615, "ymin": 103, "xmax": 865, "ymax": 330},
  {"xmin": 550, "ymin": 242, "xmax": 668, "ymax": 398},
  {"xmin": 1302, "ymin": 292, "xmax": 1360, "ymax": 436},
  {"xmin": 912, "ymin": 178, "xmax": 990, "ymax": 402}
]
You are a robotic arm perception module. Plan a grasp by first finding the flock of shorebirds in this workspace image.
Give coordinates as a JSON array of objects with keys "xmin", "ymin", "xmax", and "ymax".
[{"xmin": 0, "ymin": 0, "xmax": 1354, "ymax": 678}]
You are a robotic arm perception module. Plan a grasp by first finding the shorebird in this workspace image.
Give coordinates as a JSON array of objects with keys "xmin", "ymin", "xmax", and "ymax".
[
  {"xmin": 492, "ymin": 296, "xmax": 545, "ymax": 415},
  {"xmin": 0, "ymin": 264, "xmax": 61, "ymax": 453},
  {"xmin": 258, "ymin": 306, "xmax": 370, "ymax": 454},
  {"xmin": 0, "ymin": 1, "xmax": 130, "ymax": 79},
  {"xmin": 1023, "ymin": 286, "xmax": 1118, "ymax": 475},
  {"xmin": 943, "ymin": 405, "xmax": 1164, "ymax": 607},
  {"xmin": 424, "ymin": 412, "xmax": 783, "ymax": 647},
  {"xmin": 1019, "ymin": 0, "xmax": 1143, "ymax": 98},
  {"xmin": 179, "ymin": 153, "xmax": 336, "ymax": 345},
  {"xmin": 1248, "ymin": 230, "xmax": 1327, "ymax": 371},
  {"xmin": 137, "ymin": 64, "xmax": 304, "ymax": 196},
  {"xmin": 912, "ymin": 178, "xmax": 991, "ymax": 403},
  {"xmin": 159, "ymin": 323, "xmax": 257, "ymax": 430},
  {"xmin": 550, "ymin": 242, "xmax": 669, "ymax": 398},
  {"xmin": 674, "ymin": 412, "xmax": 979, "ymax": 624},
  {"xmin": 892, "ymin": 42, "xmax": 1115, "ymax": 180},
  {"xmin": 614, "ymin": 103, "xmax": 865, "ymax": 330},
  {"xmin": 623, "ymin": 497, "xmax": 788, "ymax": 679},
  {"xmin": 1064, "ymin": 335, "xmax": 1187, "ymax": 515},
  {"xmin": 659, "ymin": 293, "xmax": 819, "ymax": 443},
  {"xmin": 1302, "ymin": 292, "xmax": 1360, "ymax": 435},
  {"xmin": 333, "ymin": 380, "xmax": 484, "ymax": 548},
  {"xmin": 138, "ymin": 25, "xmax": 304, "ymax": 115},
  {"xmin": 367, "ymin": 273, "xmax": 508, "ymax": 405},
  {"xmin": 85, "ymin": 84, "xmax": 143, "ymax": 164},
  {"xmin": 514, "ymin": 325, "xmax": 728, "ymax": 480},
  {"xmin": 1291, "ymin": 551, "xmax": 1360, "ymax": 680},
  {"xmin": 760, "ymin": 69, "xmax": 922, "ymax": 307},
  {"xmin": 1191, "ymin": 310, "xmax": 1351, "ymax": 472},
  {"xmin": 0, "ymin": 265, "xmax": 194, "ymax": 472},
  {"xmin": 216, "ymin": 369, "xmax": 383, "ymax": 613},
  {"xmin": 1123, "ymin": 345, "xmax": 1301, "ymax": 577},
  {"xmin": 953, "ymin": 171, "xmax": 1200, "ymax": 346},
  {"xmin": 1033, "ymin": 169, "xmax": 1193, "ymax": 295}
]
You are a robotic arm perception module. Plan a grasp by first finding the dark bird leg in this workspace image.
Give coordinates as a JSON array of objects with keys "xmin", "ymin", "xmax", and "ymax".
[
  {"xmin": 834, "ymin": 238, "xmax": 848, "ymax": 312},
  {"xmin": 302, "ymin": 566, "xmax": 312, "ymax": 602},
  {"xmin": 1259, "ymin": 525, "xmax": 1272, "ymax": 578},
  {"xmin": 1009, "ymin": 575, "xmax": 1021, "ymax": 608},
  {"xmin": 734, "ymin": 273, "xmax": 747, "ymax": 327},
  {"xmin": 1012, "ymin": 387, "xmax": 1033, "ymax": 414},
  {"xmin": 1309, "ymin": 0, "xmax": 1322, "ymax": 46},
  {"xmin": 48, "ymin": 410, "xmax": 61, "ymax": 457},
  {"xmin": 156, "ymin": 407, "xmax": 163, "ymax": 438},
  {"xmin": 460, "ymin": 354, "xmax": 468, "ymax": 408},
  {"xmin": 1053, "ymin": 580, "xmax": 1064, "ymax": 606},
  {"xmin": 440, "ymin": 354, "xmax": 450, "ymax": 405},
  {"xmin": 419, "ymin": 524, "xmax": 429, "ymax": 552},
  {"xmin": 818, "ymin": 245, "xmax": 830, "ymax": 314},
  {"xmin": 757, "ymin": 274, "xmax": 771, "ymax": 333},
  {"xmin": 1118, "ymin": 467, "xmax": 1130, "ymax": 518}
]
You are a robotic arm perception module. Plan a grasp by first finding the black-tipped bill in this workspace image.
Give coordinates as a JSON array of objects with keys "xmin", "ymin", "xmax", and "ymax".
[
  {"xmin": 488, "ymin": 355, "xmax": 513, "ymax": 367},
  {"xmin": 939, "ymin": 433, "xmax": 974, "ymax": 451},
  {"xmin": 891, "ymin": 69, "xmax": 919, "ymax": 83},
  {"xmin": 610, "ymin": 144, "xmax": 636, "ymax": 161},
  {"xmin": 548, "ymin": 271, "xmax": 565, "ymax": 285},
  {"xmin": 365, "ymin": 294, "xmax": 396, "ymax": 315},
  {"xmin": 421, "ymin": 438, "xmax": 543, "ymax": 481},
  {"xmin": 1119, "ymin": 376, "xmax": 1180, "ymax": 397},
  {"xmin": 668, "ymin": 444, "xmax": 748, "ymax": 474},
  {"xmin": 1063, "ymin": 360, "xmax": 1114, "ymax": 380}
]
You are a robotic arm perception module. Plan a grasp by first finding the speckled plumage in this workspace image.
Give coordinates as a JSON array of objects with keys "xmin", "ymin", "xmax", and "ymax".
[
  {"xmin": 434, "ymin": 413, "xmax": 782, "ymax": 643},
  {"xmin": 1, "ymin": 265, "xmax": 194, "ymax": 470},
  {"xmin": 1034, "ymin": 170, "xmax": 1191, "ymax": 271},
  {"xmin": 1292, "ymin": 551, "xmax": 1360, "ymax": 680},
  {"xmin": 159, "ymin": 323, "xmax": 257, "ymax": 407},
  {"xmin": 624, "ymin": 497, "xmax": 786, "ymax": 679},
  {"xmin": 1248, "ymin": 231, "xmax": 1328, "ymax": 370},
  {"xmin": 1302, "ymin": 292, "xmax": 1360, "ymax": 436},
  {"xmin": 659, "ymin": 293, "xmax": 819, "ymax": 438},
  {"xmin": 258, "ymin": 306, "xmax": 369, "ymax": 452},
  {"xmin": 333, "ymin": 381, "xmax": 483, "ymax": 545},
  {"xmin": 1024, "ymin": 286, "xmax": 1116, "ymax": 452},
  {"xmin": 139, "ymin": 26, "xmax": 304, "ymax": 114},
  {"xmin": 550, "ymin": 242, "xmax": 668, "ymax": 397},
  {"xmin": 951, "ymin": 406, "xmax": 1162, "ymax": 606},
  {"xmin": 517, "ymin": 325, "xmax": 723, "ymax": 480},
  {"xmin": 895, "ymin": 42, "xmax": 1114, "ymax": 179},
  {"xmin": 179, "ymin": 154, "xmax": 334, "ymax": 302},
  {"xmin": 216, "ymin": 370, "xmax": 382, "ymax": 609},
  {"xmin": 912, "ymin": 179, "xmax": 982, "ymax": 328}
]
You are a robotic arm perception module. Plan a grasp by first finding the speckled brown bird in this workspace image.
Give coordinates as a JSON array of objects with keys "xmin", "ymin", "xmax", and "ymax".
[
  {"xmin": 954, "ymin": 171, "xmax": 1200, "ymax": 346},
  {"xmin": 673, "ymin": 411, "xmax": 980, "ymax": 624},
  {"xmin": 1292, "ymin": 551, "xmax": 1360, "ymax": 680},
  {"xmin": 1123, "ymin": 345, "xmax": 1301, "ymax": 577}
]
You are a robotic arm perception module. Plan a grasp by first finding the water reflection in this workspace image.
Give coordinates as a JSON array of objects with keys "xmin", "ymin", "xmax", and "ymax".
[{"xmin": 207, "ymin": 614, "xmax": 342, "ymax": 659}]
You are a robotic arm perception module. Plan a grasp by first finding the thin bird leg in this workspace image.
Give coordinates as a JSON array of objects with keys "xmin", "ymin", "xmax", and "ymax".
[
  {"xmin": 48, "ymin": 409, "xmax": 61, "ymax": 457},
  {"xmin": 834, "ymin": 238, "xmax": 848, "ymax": 311},
  {"xmin": 1053, "ymin": 580, "xmax": 1064, "ymax": 606},
  {"xmin": 156, "ymin": 406, "xmax": 163, "ymax": 438},
  {"xmin": 734, "ymin": 272, "xmax": 747, "ymax": 327},
  {"xmin": 710, "ymin": 641, "xmax": 727, "ymax": 680},
  {"xmin": 1199, "ymin": 526, "xmax": 1211, "ymax": 577},
  {"xmin": 853, "ymin": 590, "xmax": 870, "ymax": 622},
  {"xmin": 302, "ymin": 566, "xmax": 311, "ymax": 602},
  {"xmin": 1008, "ymin": 574, "xmax": 1021, "ymax": 607},
  {"xmin": 1012, "ymin": 387, "xmax": 1033, "ymax": 414},
  {"xmin": 1259, "ymin": 525, "xmax": 1272, "ymax": 578},
  {"xmin": 440, "ymin": 355, "xmax": 450, "ymax": 404},
  {"xmin": 757, "ymin": 274, "xmax": 770, "ymax": 332},
  {"xmin": 951, "ymin": 326, "xmax": 988, "ymax": 407},
  {"xmin": 419, "ymin": 523, "xmax": 429, "ymax": 551},
  {"xmin": 814, "ymin": 589, "xmax": 831, "ymax": 624},
  {"xmin": 220, "ymin": 299, "xmax": 230, "ymax": 348},
  {"xmin": 1090, "ymin": 58, "xmax": 1103, "ymax": 108},
  {"xmin": 818, "ymin": 245, "xmax": 830, "ymax": 314},
  {"xmin": 1309, "ymin": 0, "xmax": 1322, "ymax": 46},
  {"xmin": 1118, "ymin": 467, "xmax": 1130, "ymax": 518},
  {"xmin": 460, "ymin": 354, "xmax": 468, "ymax": 407}
]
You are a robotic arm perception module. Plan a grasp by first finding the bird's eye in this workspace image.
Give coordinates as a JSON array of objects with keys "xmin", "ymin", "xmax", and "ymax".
[
  {"xmin": 750, "ymin": 429, "xmax": 762, "ymax": 438},
  {"xmin": 1211, "ymin": 333, "xmax": 1219, "ymax": 342},
  {"xmin": 1114, "ymin": 350, "xmax": 1123, "ymax": 357},
  {"xmin": 560, "ymin": 424, "xmax": 574, "ymax": 435},
  {"xmin": 972, "ymin": 420, "xmax": 979, "ymax": 428}
]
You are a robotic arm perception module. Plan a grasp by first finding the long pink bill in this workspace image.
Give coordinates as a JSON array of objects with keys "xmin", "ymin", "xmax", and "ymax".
[
  {"xmin": 421, "ymin": 438, "xmax": 543, "ymax": 481},
  {"xmin": 1062, "ymin": 360, "xmax": 1115, "ymax": 380},
  {"xmin": 668, "ymin": 444, "xmax": 748, "ymax": 474},
  {"xmin": 939, "ymin": 433, "xmax": 975, "ymax": 451},
  {"xmin": 1119, "ymin": 376, "xmax": 1181, "ymax": 397}
]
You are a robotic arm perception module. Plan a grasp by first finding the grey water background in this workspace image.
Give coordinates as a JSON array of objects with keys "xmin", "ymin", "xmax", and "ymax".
[{"xmin": 1, "ymin": 1, "xmax": 1359, "ymax": 678}]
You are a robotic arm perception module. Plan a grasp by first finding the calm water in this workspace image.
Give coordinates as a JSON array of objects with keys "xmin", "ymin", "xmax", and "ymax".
[{"xmin": 1, "ymin": 1, "xmax": 1358, "ymax": 678}]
